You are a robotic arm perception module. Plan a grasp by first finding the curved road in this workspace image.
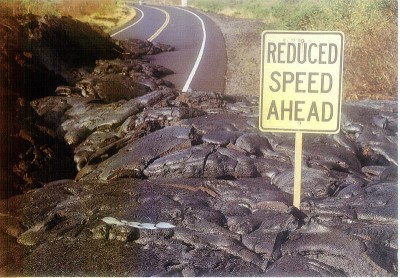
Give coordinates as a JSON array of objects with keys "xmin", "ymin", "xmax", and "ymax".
[{"xmin": 111, "ymin": 5, "xmax": 227, "ymax": 93}]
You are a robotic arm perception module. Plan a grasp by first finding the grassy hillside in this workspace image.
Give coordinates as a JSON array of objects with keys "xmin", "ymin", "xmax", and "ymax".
[
  {"xmin": 0, "ymin": 0, "xmax": 136, "ymax": 33},
  {"xmin": 191, "ymin": 0, "xmax": 398, "ymax": 100}
]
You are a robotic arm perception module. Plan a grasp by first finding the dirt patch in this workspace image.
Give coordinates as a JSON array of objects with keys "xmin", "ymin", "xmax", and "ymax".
[{"xmin": 204, "ymin": 12, "xmax": 266, "ymax": 97}]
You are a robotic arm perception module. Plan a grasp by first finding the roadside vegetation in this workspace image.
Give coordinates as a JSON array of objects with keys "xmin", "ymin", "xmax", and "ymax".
[
  {"xmin": 191, "ymin": 0, "xmax": 398, "ymax": 100},
  {"xmin": 0, "ymin": 0, "xmax": 136, "ymax": 33},
  {"xmin": 133, "ymin": 0, "xmax": 182, "ymax": 4}
]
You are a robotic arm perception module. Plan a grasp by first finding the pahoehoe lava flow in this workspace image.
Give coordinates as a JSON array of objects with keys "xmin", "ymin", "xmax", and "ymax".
[{"xmin": 0, "ymin": 6, "xmax": 397, "ymax": 277}]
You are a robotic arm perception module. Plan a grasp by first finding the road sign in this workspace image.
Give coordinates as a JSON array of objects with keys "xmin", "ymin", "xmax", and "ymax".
[
  {"xmin": 259, "ymin": 31, "xmax": 344, "ymax": 209},
  {"xmin": 259, "ymin": 31, "xmax": 344, "ymax": 134}
]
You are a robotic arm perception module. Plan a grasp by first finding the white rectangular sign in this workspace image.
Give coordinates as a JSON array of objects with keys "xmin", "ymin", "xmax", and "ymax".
[{"xmin": 259, "ymin": 31, "xmax": 344, "ymax": 134}]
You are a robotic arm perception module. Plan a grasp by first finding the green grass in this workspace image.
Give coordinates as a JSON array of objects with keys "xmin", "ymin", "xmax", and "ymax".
[{"xmin": 191, "ymin": 0, "xmax": 398, "ymax": 100}]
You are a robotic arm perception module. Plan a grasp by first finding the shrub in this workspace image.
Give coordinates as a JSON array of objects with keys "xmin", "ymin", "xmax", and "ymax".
[
  {"xmin": 0, "ymin": 0, "xmax": 119, "ymax": 17},
  {"xmin": 56, "ymin": 0, "xmax": 117, "ymax": 18}
]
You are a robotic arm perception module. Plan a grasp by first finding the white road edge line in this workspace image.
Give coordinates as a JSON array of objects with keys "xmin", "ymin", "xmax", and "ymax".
[
  {"xmin": 110, "ymin": 7, "xmax": 144, "ymax": 37},
  {"xmin": 174, "ymin": 7, "xmax": 207, "ymax": 93}
]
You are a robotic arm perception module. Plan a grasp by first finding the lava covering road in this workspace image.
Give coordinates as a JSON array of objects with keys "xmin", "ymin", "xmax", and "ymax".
[{"xmin": 0, "ymin": 8, "xmax": 397, "ymax": 277}]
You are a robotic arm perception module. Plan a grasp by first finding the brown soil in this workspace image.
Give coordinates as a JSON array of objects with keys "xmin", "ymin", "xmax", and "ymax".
[{"xmin": 204, "ymin": 12, "xmax": 266, "ymax": 97}]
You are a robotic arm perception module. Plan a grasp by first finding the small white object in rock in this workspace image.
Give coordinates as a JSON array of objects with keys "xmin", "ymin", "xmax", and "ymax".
[
  {"xmin": 121, "ymin": 220, "xmax": 142, "ymax": 228},
  {"xmin": 102, "ymin": 217, "xmax": 123, "ymax": 226},
  {"xmin": 102, "ymin": 217, "xmax": 176, "ymax": 230},
  {"xmin": 156, "ymin": 222, "xmax": 176, "ymax": 229},
  {"xmin": 139, "ymin": 223, "xmax": 158, "ymax": 230}
]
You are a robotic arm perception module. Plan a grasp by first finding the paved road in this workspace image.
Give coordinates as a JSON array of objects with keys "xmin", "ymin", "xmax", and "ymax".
[{"xmin": 111, "ymin": 5, "xmax": 227, "ymax": 93}]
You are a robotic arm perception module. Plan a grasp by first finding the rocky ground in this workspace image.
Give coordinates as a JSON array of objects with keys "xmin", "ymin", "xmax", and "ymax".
[
  {"xmin": 0, "ymin": 12, "xmax": 398, "ymax": 277},
  {"xmin": 0, "ymin": 13, "xmax": 126, "ymax": 196}
]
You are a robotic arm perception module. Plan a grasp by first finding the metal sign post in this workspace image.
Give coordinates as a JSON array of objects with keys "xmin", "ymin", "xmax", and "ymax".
[{"xmin": 259, "ymin": 31, "xmax": 344, "ymax": 209}]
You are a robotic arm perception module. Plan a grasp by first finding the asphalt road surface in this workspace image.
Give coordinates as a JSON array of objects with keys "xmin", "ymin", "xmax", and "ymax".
[{"xmin": 111, "ymin": 4, "xmax": 227, "ymax": 93}]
